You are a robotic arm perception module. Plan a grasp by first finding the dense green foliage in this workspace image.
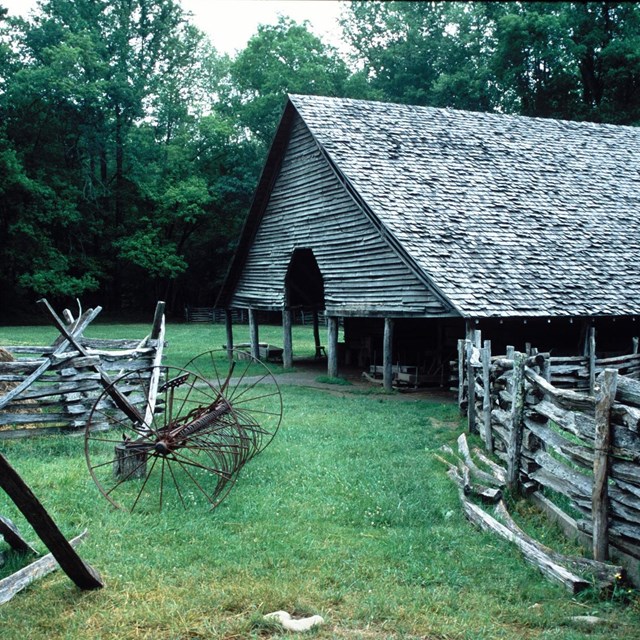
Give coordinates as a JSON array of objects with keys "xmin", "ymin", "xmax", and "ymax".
[{"xmin": 0, "ymin": 1, "xmax": 638, "ymax": 321}]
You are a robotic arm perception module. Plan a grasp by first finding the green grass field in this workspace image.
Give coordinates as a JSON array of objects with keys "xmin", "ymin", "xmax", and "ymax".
[{"xmin": 0, "ymin": 323, "xmax": 639, "ymax": 639}]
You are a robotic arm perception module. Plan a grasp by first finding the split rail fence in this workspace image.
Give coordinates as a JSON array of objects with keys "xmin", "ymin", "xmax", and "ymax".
[
  {"xmin": 457, "ymin": 330, "xmax": 640, "ymax": 574},
  {"xmin": 0, "ymin": 303, "xmax": 165, "ymax": 439}
]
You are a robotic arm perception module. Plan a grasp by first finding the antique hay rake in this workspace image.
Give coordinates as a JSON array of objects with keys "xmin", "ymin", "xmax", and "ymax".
[
  {"xmin": 33, "ymin": 300, "xmax": 283, "ymax": 513},
  {"xmin": 84, "ymin": 351, "xmax": 283, "ymax": 512}
]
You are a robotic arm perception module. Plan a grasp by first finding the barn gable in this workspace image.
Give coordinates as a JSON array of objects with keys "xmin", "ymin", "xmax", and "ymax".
[
  {"xmin": 227, "ymin": 111, "xmax": 455, "ymax": 318},
  {"xmin": 221, "ymin": 95, "xmax": 640, "ymax": 321}
]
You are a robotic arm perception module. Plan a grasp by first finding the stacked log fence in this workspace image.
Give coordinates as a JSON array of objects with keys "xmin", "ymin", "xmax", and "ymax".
[
  {"xmin": 0, "ymin": 304, "xmax": 164, "ymax": 439},
  {"xmin": 457, "ymin": 331, "xmax": 640, "ymax": 581}
]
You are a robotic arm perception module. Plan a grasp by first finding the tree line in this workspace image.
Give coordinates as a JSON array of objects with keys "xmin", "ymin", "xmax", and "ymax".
[{"xmin": 0, "ymin": 1, "xmax": 638, "ymax": 320}]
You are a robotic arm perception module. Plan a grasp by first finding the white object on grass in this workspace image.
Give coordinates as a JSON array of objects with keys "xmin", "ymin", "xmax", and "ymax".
[{"xmin": 264, "ymin": 610, "xmax": 324, "ymax": 632}]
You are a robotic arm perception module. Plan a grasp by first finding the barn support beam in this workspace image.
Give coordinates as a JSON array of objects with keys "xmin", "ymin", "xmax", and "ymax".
[
  {"xmin": 225, "ymin": 310, "xmax": 234, "ymax": 361},
  {"xmin": 248, "ymin": 308, "xmax": 259, "ymax": 360},
  {"xmin": 313, "ymin": 310, "xmax": 323, "ymax": 358},
  {"xmin": 383, "ymin": 317, "xmax": 394, "ymax": 392},
  {"xmin": 282, "ymin": 307, "xmax": 293, "ymax": 369},
  {"xmin": 327, "ymin": 316, "xmax": 339, "ymax": 378}
]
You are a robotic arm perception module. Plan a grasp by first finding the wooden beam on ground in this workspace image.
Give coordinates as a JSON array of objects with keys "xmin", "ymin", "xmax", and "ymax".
[
  {"xmin": 456, "ymin": 485, "xmax": 591, "ymax": 594},
  {"xmin": 0, "ymin": 531, "xmax": 88, "ymax": 605}
]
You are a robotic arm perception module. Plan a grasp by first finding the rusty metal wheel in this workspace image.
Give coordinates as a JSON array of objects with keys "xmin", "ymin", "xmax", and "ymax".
[
  {"xmin": 84, "ymin": 365, "xmax": 247, "ymax": 512},
  {"xmin": 183, "ymin": 348, "xmax": 283, "ymax": 458}
]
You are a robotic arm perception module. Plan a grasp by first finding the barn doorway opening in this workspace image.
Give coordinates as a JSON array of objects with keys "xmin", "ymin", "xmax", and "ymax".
[
  {"xmin": 285, "ymin": 248, "xmax": 325, "ymax": 310},
  {"xmin": 285, "ymin": 248, "xmax": 325, "ymax": 359}
]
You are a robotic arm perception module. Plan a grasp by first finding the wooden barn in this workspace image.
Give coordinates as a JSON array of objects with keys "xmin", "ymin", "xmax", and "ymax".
[{"xmin": 216, "ymin": 94, "xmax": 640, "ymax": 387}]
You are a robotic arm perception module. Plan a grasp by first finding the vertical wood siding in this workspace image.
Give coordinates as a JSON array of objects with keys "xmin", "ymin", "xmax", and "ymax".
[{"xmin": 231, "ymin": 116, "xmax": 451, "ymax": 317}]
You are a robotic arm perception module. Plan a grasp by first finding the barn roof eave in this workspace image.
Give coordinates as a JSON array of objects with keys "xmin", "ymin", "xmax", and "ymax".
[{"xmin": 215, "ymin": 98, "xmax": 298, "ymax": 309}]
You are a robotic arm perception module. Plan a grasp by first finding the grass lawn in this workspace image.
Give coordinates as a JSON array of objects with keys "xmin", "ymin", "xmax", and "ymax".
[{"xmin": 0, "ymin": 322, "xmax": 639, "ymax": 639}]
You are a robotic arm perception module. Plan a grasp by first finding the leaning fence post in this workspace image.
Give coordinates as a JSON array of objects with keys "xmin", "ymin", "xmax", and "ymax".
[
  {"xmin": 506, "ymin": 351, "xmax": 526, "ymax": 494},
  {"xmin": 481, "ymin": 340, "xmax": 492, "ymax": 452},
  {"xmin": 592, "ymin": 368, "xmax": 618, "ymax": 562}
]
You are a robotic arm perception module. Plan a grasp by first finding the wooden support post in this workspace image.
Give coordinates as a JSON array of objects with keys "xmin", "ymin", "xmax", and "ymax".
[
  {"xmin": 472, "ymin": 329, "xmax": 481, "ymax": 349},
  {"xmin": 481, "ymin": 340, "xmax": 492, "ymax": 452},
  {"xmin": 114, "ymin": 443, "xmax": 147, "ymax": 480},
  {"xmin": 327, "ymin": 316, "xmax": 339, "ymax": 379},
  {"xmin": 457, "ymin": 338, "xmax": 465, "ymax": 415},
  {"xmin": 313, "ymin": 311, "xmax": 323, "ymax": 358},
  {"xmin": 248, "ymin": 308, "xmax": 259, "ymax": 360},
  {"xmin": 466, "ymin": 339, "xmax": 476, "ymax": 433},
  {"xmin": 282, "ymin": 307, "xmax": 293, "ymax": 369},
  {"xmin": 225, "ymin": 309, "xmax": 234, "ymax": 361},
  {"xmin": 592, "ymin": 368, "xmax": 618, "ymax": 562},
  {"xmin": 506, "ymin": 352, "xmax": 526, "ymax": 494},
  {"xmin": 633, "ymin": 336, "xmax": 639, "ymax": 355},
  {"xmin": 588, "ymin": 325, "xmax": 596, "ymax": 395},
  {"xmin": 383, "ymin": 317, "xmax": 394, "ymax": 392}
]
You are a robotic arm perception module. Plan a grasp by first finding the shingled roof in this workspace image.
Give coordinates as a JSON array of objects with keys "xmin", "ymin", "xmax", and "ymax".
[{"xmin": 286, "ymin": 94, "xmax": 640, "ymax": 318}]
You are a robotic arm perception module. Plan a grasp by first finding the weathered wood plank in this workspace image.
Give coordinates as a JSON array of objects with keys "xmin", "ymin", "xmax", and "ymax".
[
  {"xmin": 0, "ymin": 531, "xmax": 89, "ymax": 605},
  {"xmin": 455, "ymin": 483, "xmax": 591, "ymax": 593}
]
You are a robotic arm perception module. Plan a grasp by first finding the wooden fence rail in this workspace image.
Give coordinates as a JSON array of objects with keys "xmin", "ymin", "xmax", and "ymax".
[
  {"xmin": 0, "ymin": 303, "xmax": 165, "ymax": 439},
  {"xmin": 457, "ymin": 332, "xmax": 640, "ymax": 579}
]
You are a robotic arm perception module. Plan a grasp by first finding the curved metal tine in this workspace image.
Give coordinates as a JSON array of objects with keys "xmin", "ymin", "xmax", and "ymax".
[
  {"xmin": 168, "ymin": 449, "xmax": 235, "ymax": 479},
  {"xmin": 188, "ymin": 436, "xmax": 251, "ymax": 470},
  {"xmin": 233, "ymin": 406, "xmax": 277, "ymax": 430},
  {"xmin": 168, "ymin": 454, "xmax": 225, "ymax": 507},
  {"xmin": 168, "ymin": 372, "xmax": 220, "ymax": 431}
]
